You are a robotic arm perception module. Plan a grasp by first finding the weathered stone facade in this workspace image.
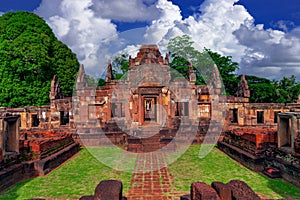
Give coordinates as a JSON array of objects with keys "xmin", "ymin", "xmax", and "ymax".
[{"xmin": 1, "ymin": 44, "xmax": 300, "ymax": 191}]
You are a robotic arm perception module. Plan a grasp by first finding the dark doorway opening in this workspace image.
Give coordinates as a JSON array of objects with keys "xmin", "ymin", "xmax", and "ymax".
[
  {"xmin": 60, "ymin": 111, "xmax": 69, "ymax": 125},
  {"xmin": 144, "ymin": 97, "xmax": 156, "ymax": 121}
]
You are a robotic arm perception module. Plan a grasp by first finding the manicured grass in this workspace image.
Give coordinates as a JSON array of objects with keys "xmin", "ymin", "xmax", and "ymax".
[
  {"xmin": 0, "ymin": 147, "xmax": 132, "ymax": 200},
  {"xmin": 168, "ymin": 145, "xmax": 300, "ymax": 199},
  {"xmin": 1, "ymin": 145, "xmax": 300, "ymax": 199}
]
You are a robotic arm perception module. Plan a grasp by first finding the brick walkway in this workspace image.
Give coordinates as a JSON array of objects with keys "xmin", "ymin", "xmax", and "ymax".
[{"xmin": 126, "ymin": 152, "xmax": 178, "ymax": 200}]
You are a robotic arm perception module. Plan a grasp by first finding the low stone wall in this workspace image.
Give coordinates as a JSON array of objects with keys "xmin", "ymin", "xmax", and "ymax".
[
  {"xmin": 29, "ymin": 135, "xmax": 75, "ymax": 159},
  {"xmin": 218, "ymin": 141, "xmax": 265, "ymax": 171},
  {"xmin": 0, "ymin": 143, "xmax": 79, "ymax": 192},
  {"xmin": 264, "ymin": 150, "xmax": 300, "ymax": 187},
  {"xmin": 0, "ymin": 161, "xmax": 37, "ymax": 192},
  {"xmin": 35, "ymin": 143, "xmax": 79, "ymax": 176},
  {"xmin": 222, "ymin": 127, "xmax": 277, "ymax": 156}
]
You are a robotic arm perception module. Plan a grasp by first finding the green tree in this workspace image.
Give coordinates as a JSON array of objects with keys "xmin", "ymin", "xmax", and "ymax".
[
  {"xmin": 204, "ymin": 48, "xmax": 239, "ymax": 95},
  {"xmin": 97, "ymin": 78, "xmax": 106, "ymax": 86},
  {"xmin": 167, "ymin": 35, "xmax": 239, "ymax": 94},
  {"xmin": 86, "ymin": 74, "xmax": 97, "ymax": 86},
  {"xmin": 168, "ymin": 35, "xmax": 205, "ymax": 84},
  {"xmin": 273, "ymin": 75, "xmax": 300, "ymax": 103},
  {"xmin": 245, "ymin": 75, "xmax": 277, "ymax": 103},
  {"xmin": 0, "ymin": 11, "xmax": 79, "ymax": 107},
  {"xmin": 112, "ymin": 53, "xmax": 129, "ymax": 74},
  {"xmin": 246, "ymin": 75, "xmax": 300, "ymax": 103}
]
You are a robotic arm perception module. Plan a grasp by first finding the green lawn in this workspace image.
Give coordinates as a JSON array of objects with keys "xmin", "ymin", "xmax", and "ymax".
[
  {"xmin": 0, "ymin": 147, "xmax": 132, "ymax": 200},
  {"xmin": 1, "ymin": 145, "xmax": 300, "ymax": 199},
  {"xmin": 168, "ymin": 145, "xmax": 300, "ymax": 199}
]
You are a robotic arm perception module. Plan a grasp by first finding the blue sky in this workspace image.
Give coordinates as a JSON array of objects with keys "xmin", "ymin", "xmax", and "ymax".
[
  {"xmin": 1, "ymin": 0, "xmax": 299, "ymax": 31},
  {"xmin": 0, "ymin": 0, "xmax": 300, "ymax": 81}
]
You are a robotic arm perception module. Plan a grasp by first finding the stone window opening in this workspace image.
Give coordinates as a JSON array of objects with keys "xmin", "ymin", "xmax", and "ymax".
[
  {"xmin": 2, "ymin": 118, "xmax": 19, "ymax": 154},
  {"xmin": 175, "ymin": 102, "xmax": 180, "ymax": 116},
  {"xmin": 121, "ymin": 103, "xmax": 125, "ymax": 117},
  {"xmin": 257, "ymin": 111, "xmax": 264, "ymax": 124},
  {"xmin": 60, "ymin": 111, "xmax": 69, "ymax": 125},
  {"xmin": 31, "ymin": 114, "xmax": 39, "ymax": 127},
  {"xmin": 111, "ymin": 103, "xmax": 124, "ymax": 118},
  {"xmin": 274, "ymin": 111, "xmax": 281, "ymax": 123},
  {"xmin": 111, "ymin": 103, "xmax": 117, "ymax": 117},
  {"xmin": 175, "ymin": 102, "xmax": 189, "ymax": 116},
  {"xmin": 230, "ymin": 108, "xmax": 238, "ymax": 123},
  {"xmin": 279, "ymin": 117, "xmax": 292, "ymax": 148},
  {"xmin": 183, "ymin": 102, "xmax": 189, "ymax": 116}
]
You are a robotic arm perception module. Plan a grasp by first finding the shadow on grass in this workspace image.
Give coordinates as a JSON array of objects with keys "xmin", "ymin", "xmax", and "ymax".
[
  {"xmin": 266, "ymin": 177, "xmax": 300, "ymax": 200},
  {"xmin": 0, "ymin": 179, "xmax": 34, "ymax": 200}
]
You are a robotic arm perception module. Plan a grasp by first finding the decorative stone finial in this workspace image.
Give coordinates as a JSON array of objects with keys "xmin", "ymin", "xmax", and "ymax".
[
  {"xmin": 236, "ymin": 74, "xmax": 250, "ymax": 98},
  {"xmin": 106, "ymin": 59, "xmax": 113, "ymax": 82},
  {"xmin": 50, "ymin": 75, "xmax": 63, "ymax": 100}
]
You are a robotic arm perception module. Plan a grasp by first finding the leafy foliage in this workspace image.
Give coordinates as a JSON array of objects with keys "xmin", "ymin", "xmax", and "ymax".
[
  {"xmin": 167, "ymin": 35, "xmax": 239, "ymax": 95},
  {"xmin": 97, "ymin": 78, "xmax": 106, "ymax": 86},
  {"xmin": 246, "ymin": 75, "xmax": 300, "ymax": 103},
  {"xmin": 0, "ymin": 11, "xmax": 79, "ymax": 107},
  {"xmin": 167, "ymin": 35, "xmax": 300, "ymax": 102},
  {"xmin": 112, "ymin": 53, "xmax": 129, "ymax": 74},
  {"xmin": 204, "ymin": 48, "xmax": 239, "ymax": 95}
]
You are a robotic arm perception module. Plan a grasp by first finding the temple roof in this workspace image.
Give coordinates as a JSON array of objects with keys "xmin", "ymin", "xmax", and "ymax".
[{"xmin": 129, "ymin": 44, "xmax": 168, "ymax": 67}]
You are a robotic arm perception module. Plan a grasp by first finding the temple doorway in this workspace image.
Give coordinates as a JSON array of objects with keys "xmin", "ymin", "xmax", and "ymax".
[{"xmin": 144, "ymin": 97, "xmax": 157, "ymax": 122}]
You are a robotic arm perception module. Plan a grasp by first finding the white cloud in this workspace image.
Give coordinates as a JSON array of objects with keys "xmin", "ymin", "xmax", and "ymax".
[
  {"xmin": 91, "ymin": 0, "xmax": 160, "ymax": 22},
  {"xmin": 143, "ymin": 0, "xmax": 253, "ymax": 62},
  {"xmin": 142, "ymin": 0, "xmax": 300, "ymax": 80},
  {"xmin": 234, "ymin": 23, "xmax": 300, "ymax": 79},
  {"xmin": 35, "ymin": 0, "xmax": 118, "ymax": 76},
  {"xmin": 143, "ymin": 0, "xmax": 183, "ymax": 48},
  {"xmin": 34, "ymin": 0, "xmax": 300, "ymax": 81},
  {"xmin": 271, "ymin": 20, "xmax": 295, "ymax": 32}
]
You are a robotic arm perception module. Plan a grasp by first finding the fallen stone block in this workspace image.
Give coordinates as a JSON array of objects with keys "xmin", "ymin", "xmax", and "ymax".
[
  {"xmin": 94, "ymin": 180, "xmax": 123, "ymax": 200},
  {"xmin": 211, "ymin": 182, "xmax": 231, "ymax": 200},
  {"xmin": 191, "ymin": 182, "xmax": 220, "ymax": 200},
  {"xmin": 226, "ymin": 180, "xmax": 261, "ymax": 200}
]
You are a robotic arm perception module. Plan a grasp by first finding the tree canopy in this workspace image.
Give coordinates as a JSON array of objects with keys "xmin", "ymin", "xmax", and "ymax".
[
  {"xmin": 0, "ymin": 11, "xmax": 79, "ymax": 107},
  {"xmin": 167, "ymin": 35, "xmax": 239, "ymax": 95},
  {"xmin": 167, "ymin": 35, "xmax": 300, "ymax": 102}
]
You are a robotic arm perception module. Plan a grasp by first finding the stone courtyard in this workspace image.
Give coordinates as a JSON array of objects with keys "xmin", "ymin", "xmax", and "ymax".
[{"xmin": 1, "ymin": 45, "xmax": 300, "ymax": 199}]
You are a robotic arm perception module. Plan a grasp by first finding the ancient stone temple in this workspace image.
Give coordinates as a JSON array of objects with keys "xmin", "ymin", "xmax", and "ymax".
[
  {"xmin": 72, "ymin": 44, "xmax": 203, "ymax": 151},
  {"xmin": 2, "ymin": 44, "xmax": 300, "ymax": 192},
  {"xmin": 75, "ymin": 45, "xmax": 197, "ymax": 128}
]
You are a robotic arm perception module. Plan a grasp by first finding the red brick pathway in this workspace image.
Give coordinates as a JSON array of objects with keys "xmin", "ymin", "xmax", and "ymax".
[{"xmin": 126, "ymin": 152, "xmax": 178, "ymax": 200}]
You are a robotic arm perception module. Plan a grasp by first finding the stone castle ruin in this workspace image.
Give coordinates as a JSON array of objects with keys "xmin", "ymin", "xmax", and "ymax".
[{"xmin": 1, "ymin": 44, "xmax": 300, "ymax": 195}]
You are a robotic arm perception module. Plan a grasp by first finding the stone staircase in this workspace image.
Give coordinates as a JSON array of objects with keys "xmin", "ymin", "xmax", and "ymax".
[
  {"xmin": 139, "ymin": 125, "xmax": 162, "ymax": 152},
  {"xmin": 127, "ymin": 125, "xmax": 177, "ymax": 152}
]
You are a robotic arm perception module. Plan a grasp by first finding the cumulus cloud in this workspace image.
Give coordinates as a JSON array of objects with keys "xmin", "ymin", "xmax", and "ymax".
[
  {"xmin": 91, "ymin": 0, "xmax": 160, "ymax": 22},
  {"xmin": 35, "ymin": 0, "xmax": 118, "ymax": 76},
  {"xmin": 143, "ymin": 0, "xmax": 253, "ymax": 63},
  {"xmin": 271, "ymin": 20, "xmax": 296, "ymax": 32},
  {"xmin": 34, "ymin": 0, "xmax": 300, "ymax": 81},
  {"xmin": 234, "ymin": 24, "xmax": 300, "ymax": 79},
  {"xmin": 142, "ymin": 0, "xmax": 300, "ymax": 80}
]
